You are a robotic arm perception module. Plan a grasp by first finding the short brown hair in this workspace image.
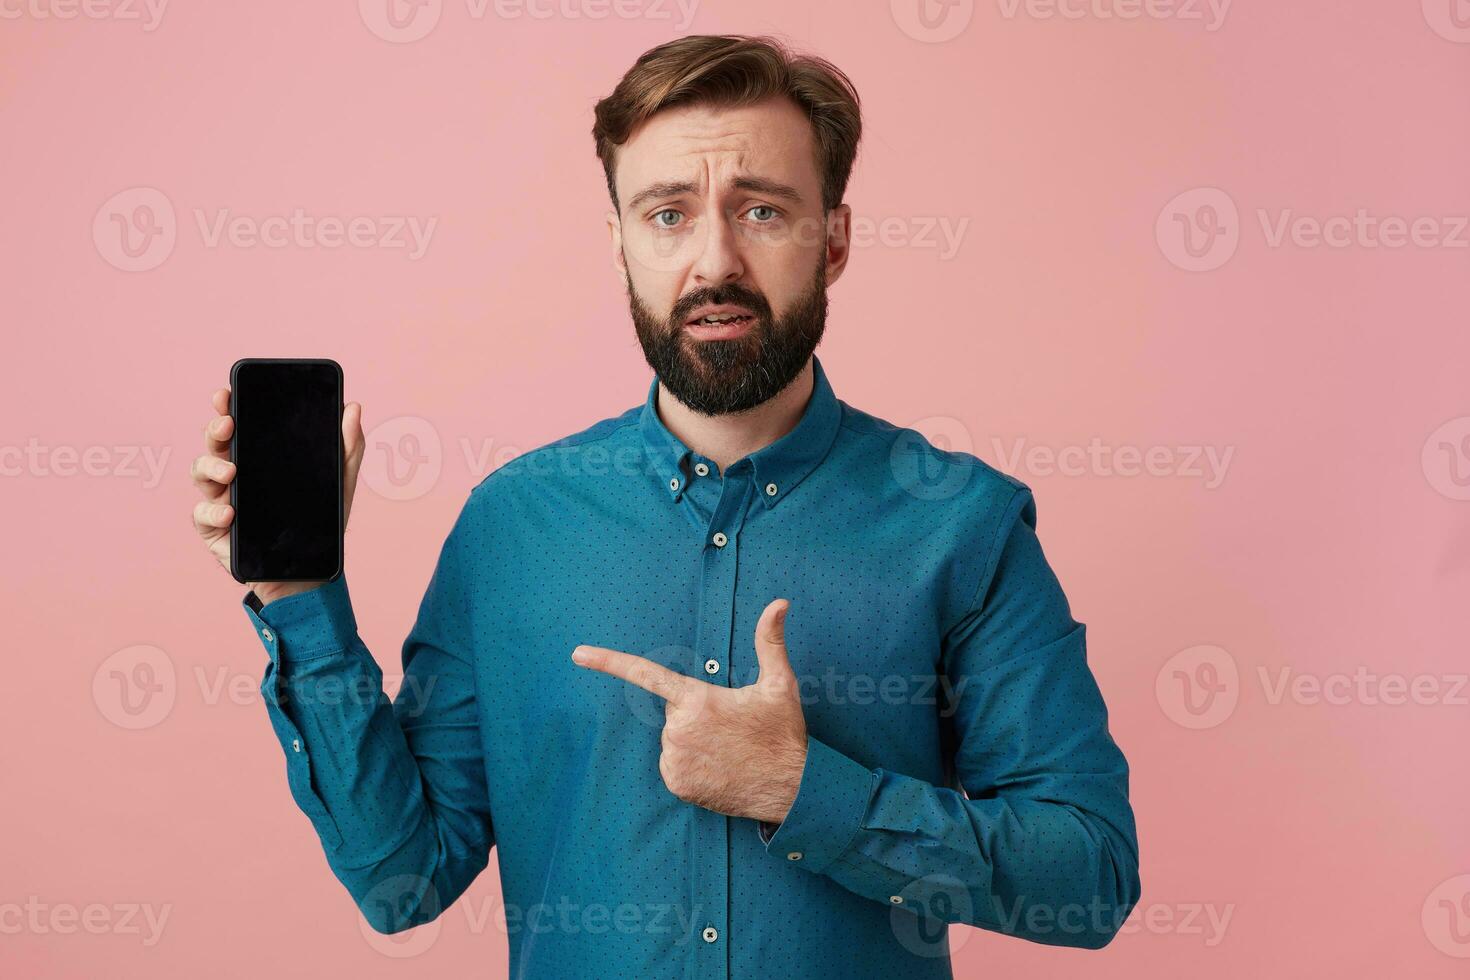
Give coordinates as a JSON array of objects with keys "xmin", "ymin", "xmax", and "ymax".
[{"xmin": 592, "ymin": 34, "xmax": 862, "ymax": 215}]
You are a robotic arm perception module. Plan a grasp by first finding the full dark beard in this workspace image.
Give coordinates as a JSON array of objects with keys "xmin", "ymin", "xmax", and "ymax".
[{"xmin": 627, "ymin": 256, "xmax": 827, "ymax": 416}]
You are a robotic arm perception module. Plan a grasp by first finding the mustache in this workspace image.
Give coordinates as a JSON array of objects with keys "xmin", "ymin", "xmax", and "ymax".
[{"xmin": 669, "ymin": 285, "xmax": 773, "ymax": 326}]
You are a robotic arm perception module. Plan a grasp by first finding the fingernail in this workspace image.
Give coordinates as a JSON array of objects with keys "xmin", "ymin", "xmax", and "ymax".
[{"xmin": 571, "ymin": 647, "xmax": 590, "ymax": 665}]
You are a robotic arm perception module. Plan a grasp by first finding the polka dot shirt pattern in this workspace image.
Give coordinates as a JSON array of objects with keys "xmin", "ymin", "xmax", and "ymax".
[{"xmin": 242, "ymin": 354, "xmax": 1140, "ymax": 978}]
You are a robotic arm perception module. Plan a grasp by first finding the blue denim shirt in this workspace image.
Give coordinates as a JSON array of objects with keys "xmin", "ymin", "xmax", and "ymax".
[{"xmin": 243, "ymin": 354, "xmax": 1140, "ymax": 978}]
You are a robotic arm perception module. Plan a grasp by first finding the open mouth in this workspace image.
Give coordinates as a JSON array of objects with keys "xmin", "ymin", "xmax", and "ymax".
[
  {"xmin": 684, "ymin": 315, "xmax": 755, "ymax": 339},
  {"xmin": 682, "ymin": 303, "xmax": 758, "ymax": 339},
  {"xmin": 685, "ymin": 311, "xmax": 756, "ymax": 327}
]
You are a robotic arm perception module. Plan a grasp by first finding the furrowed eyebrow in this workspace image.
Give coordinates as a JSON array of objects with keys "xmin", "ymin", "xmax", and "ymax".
[
  {"xmin": 625, "ymin": 181, "xmax": 699, "ymax": 214},
  {"xmin": 729, "ymin": 176, "xmax": 804, "ymax": 204},
  {"xmin": 624, "ymin": 175, "xmax": 805, "ymax": 214}
]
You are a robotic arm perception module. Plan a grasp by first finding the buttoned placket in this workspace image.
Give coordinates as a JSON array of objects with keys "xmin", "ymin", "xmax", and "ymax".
[
  {"xmin": 638, "ymin": 360, "xmax": 841, "ymax": 974},
  {"xmin": 673, "ymin": 453, "xmax": 755, "ymax": 980}
]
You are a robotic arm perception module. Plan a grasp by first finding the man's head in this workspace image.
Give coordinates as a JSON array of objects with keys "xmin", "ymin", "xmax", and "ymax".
[{"xmin": 593, "ymin": 35, "xmax": 861, "ymax": 415}]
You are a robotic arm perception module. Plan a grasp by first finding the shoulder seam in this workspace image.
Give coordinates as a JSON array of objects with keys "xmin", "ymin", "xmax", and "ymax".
[{"xmin": 962, "ymin": 483, "xmax": 1034, "ymax": 617}]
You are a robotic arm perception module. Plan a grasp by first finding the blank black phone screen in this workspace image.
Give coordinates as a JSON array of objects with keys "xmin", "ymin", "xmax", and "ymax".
[{"xmin": 231, "ymin": 360, "xmax": 342, "ymax": 582}]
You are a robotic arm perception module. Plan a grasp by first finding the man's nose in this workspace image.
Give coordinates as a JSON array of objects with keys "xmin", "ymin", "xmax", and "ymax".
[{"xmin": 691, "ymin": 210, "xmax": 744, "ymax": 287}]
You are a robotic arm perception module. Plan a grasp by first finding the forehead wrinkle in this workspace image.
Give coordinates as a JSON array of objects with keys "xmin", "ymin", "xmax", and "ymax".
[
  {"xmin": 668, "ymin": 137, "xmax": 804, "ymax": 197},
  {"xmin": 632, "ymin": 152, "xmax": 750, "ymax": 209},
  {"xmin": 669, "ymin": 121, "xmax": 756, "ymax": 148},
  {"xmin": 669, "ymin": 140, "xmax": 750, "ymax": 179},
  {"xmin": 620, "ymin": 101, "xmax": 817, "ymax": 211}
]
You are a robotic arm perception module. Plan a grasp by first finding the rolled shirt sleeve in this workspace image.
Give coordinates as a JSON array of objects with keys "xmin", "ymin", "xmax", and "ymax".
[{"xmin": 760, "ymin": 487, "xmax": 1141, "ymax": 949}]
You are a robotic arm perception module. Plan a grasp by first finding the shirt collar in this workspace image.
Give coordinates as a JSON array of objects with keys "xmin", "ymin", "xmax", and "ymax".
[{"xmin": 638, "ymin": 354, "xmax": 843, "ymax": 510}]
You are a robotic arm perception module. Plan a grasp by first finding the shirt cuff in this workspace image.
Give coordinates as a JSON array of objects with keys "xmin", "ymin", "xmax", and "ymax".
[
  {"xmin": 240, "ymin": 575, "xmax": 357, "ymax": 663},
  {"xmin": 761, "ymin": 735, "xmax": 878, "ymax": 875}
]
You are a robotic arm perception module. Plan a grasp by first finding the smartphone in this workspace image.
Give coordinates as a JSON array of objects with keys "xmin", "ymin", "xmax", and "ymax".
[{"xmin": 228, "ymin": 358, "xmax": 344, "ymax": 584}]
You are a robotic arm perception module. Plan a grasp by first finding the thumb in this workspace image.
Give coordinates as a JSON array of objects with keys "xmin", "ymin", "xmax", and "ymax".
[
  {"xmin": 343, "ymin": 401, "xmax": 365, "ymax": 467},
  {"xmin": 343, "ymin": 402, "xmax": 366, "ymax": 517},
  {"xmin": 753, "ymin": 598, "xmax": 795, "ymax": 691}
]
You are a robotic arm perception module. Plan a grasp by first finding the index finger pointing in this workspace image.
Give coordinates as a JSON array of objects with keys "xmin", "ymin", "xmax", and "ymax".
[{"xmin": 572, "ymin": 646, "xmax": 692, "ymax": 704}]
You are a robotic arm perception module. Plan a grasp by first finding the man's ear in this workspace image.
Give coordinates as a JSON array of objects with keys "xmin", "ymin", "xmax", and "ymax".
[
  {"xmin": 607, "ymin": 210, "xmax": 628, "ymax": 281},
  {"xmin": 824, "ymin": 203, "xmax": 854, "ymax": 287}
]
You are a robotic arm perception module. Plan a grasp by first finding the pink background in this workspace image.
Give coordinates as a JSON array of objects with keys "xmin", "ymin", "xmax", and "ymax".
[{"xmin": 3, "ymin": 1, "xmax": 1468, "ymax": 976}]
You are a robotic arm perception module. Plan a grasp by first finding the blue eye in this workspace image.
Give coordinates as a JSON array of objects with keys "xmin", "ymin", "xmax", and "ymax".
[
  {"xmin": 652, "ymin": 209, "xmax": 682, "ymax": 229},
  {"xmin": 747, "ymin": 206, "xmax": 778, "ymax": 222}
]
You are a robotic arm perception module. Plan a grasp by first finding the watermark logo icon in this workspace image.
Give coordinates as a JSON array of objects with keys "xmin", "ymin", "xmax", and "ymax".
[
  {"xmin": 1422, "ymin": 416, "xmax": 1470, "ymax": 500},
  {"xmin": 359, "ymin": 0, "xmax": 442, "ymax": 42},
  {"xmin": 890, "ymin": 874, "xmax": 974, "ymax": 957},
  {"xmin": 891, "ymin": 0, "xmax": 974, "ymax": 42},
  {"xmin": 1157, "ymin": 187, "xmax": 1239, "ymax": 271},
  {"xmin": 1424, "ymin": 874, "xmax": 1470, "ymax": 957},
  {"xmin": 359, "ymin": 874, "xmax": 442, "ymax": 956},
  {"xmin": 1423, "ymin": 0, "xmax": 1470, "ymax": 42},
  {"xmin": 1156, "ymin": 644, "xmax": 1238, "ymax": 729},
  {"xmin": 618, "ymin": 645, "xmax": 706, "ymax": 728},
  {"xmin": 362, "ymin": 416, "xmax": 443, "ymax": 501},
  {"xmin": 890, "ymin": 416, "xmax": 975, "ymax": 501},
  {"xmin": 94, "ymin": 187, "xmax": 176, "ymax": 272},
  {"xmin": 93, "ymin": 645, "xmax": 176, "ymax": 729}
]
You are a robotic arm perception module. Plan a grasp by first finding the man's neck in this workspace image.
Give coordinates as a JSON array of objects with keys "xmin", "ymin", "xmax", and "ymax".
[{"xmin": 655, "ymin": 359, "xmax": 815, "ymax": 475}]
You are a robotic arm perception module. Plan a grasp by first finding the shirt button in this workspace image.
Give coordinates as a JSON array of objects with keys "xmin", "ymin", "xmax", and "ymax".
[
  {"xmin": 291, "ymin": 739, "xmax": 301, "ymax": 753},
  {"xmin": 702, "ymin": 926, "xmax": 719, "ymax": 943},
  {"xmin": 711, "ymin": 532, "xmax": 728, "ymax": 548},
  {"xmin": 889, "ymin": 895, "xmax": 904, "ymax": 905},
  {"xmin": 787, "ymin": 851, "xmax": 803, "ymax": 861},
  {"xmin": 261, "ymin": 628, "xmax": 273, "ymax": 643},
  {"xmin": 694, "ymin": 462, "xmax": 710, "ymax": 477},
  {"xmin": 704, "ymin": 659, "xmax": 720, "ymax": 675},
  {"xmin": 669, "ymin": 477, "xmax": 680, "ymax": 492},
  {"xmin": 765, "ymin": 482, "xmax": 778, "ymax": 496}
]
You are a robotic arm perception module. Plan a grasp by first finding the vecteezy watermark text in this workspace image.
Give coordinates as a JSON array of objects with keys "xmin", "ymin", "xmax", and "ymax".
[
  {"xmin": 0, "ymin": 440, "xmax": 169, "ymax": 488},
  {"xmin": 991, "ymin": 436, "xmax": 1234, "ymax": 489},
  {"xmin": 358, "ymin": 0, "xmax": 700, "ymax": 43},
  {"xmin": 1157, "ymin": 187, "xmax": 1470, "ymax": 271},
  {"xmin": 1157, "ymin": 644, "xmax": 1470, "ymax": 730},
  {"xmin": 0, "ymin": 898, "xmax": 171, "ymax": 947},
  {"xmin": 93, "ymin": 187, "xmax": 438, "ymax": 272},
  {"xmin": 357, "ymin": 873, "xmax": 707, "ymax": 958},
  {"xmin": 194, "ymin": 209, "xmax": 436, "ymax": 259},
  {"xmin": 92, "ymin": 644, "xmax": 440, "ymax": 730},
  {"xmin": 0, "ymin": 0, "xmax": 168, "ymax": 30}
]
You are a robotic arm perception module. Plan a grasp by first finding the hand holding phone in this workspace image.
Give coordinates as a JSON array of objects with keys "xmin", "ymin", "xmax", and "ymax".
[{"xmin": 190, "ymin": 361, "xmax": 366, "ymax": 605}]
